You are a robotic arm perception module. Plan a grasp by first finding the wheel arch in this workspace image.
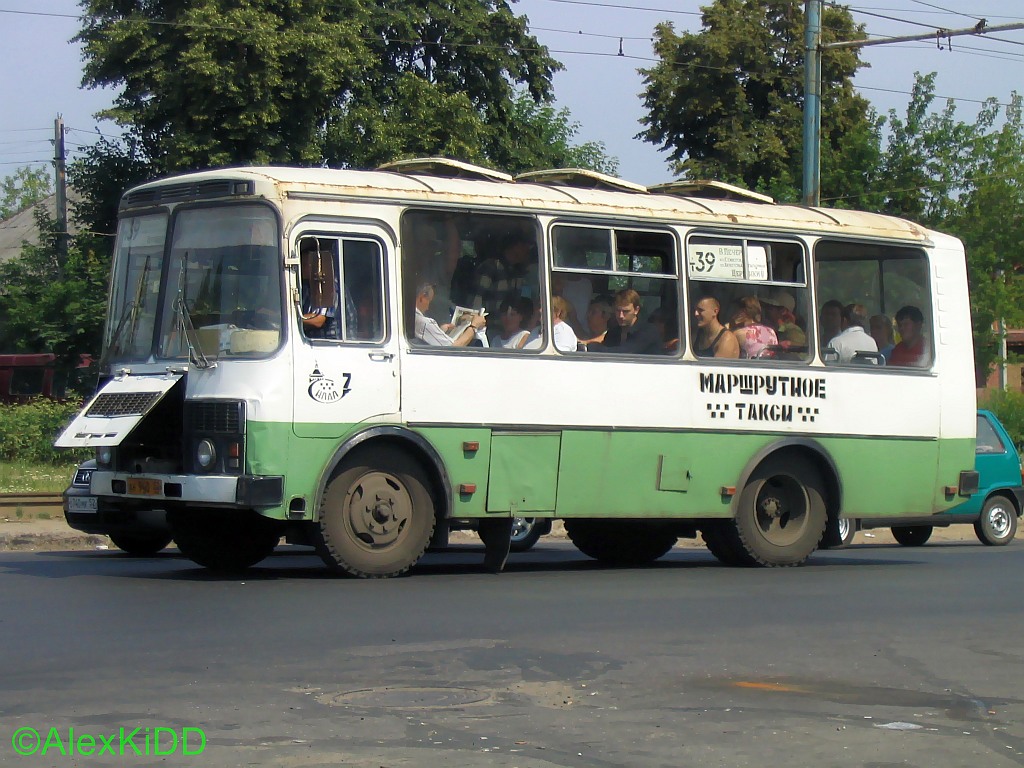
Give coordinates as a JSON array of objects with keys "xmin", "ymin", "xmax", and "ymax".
[
  {"xmin": 985, "ymin": 488, "xmax": 1023, "ymax": 517},
  {"xmin": 730, "ymin": 438, "xmax": 842, "ymax": 522},
  {"xmin": 317, "ymin": 426, "xmax": 453, "ymax": 525}
]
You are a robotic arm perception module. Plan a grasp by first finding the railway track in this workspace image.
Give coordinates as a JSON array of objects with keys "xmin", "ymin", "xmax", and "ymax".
[{"xmin": 0, "ymin": 493, "xmax": 63, "ymax": 514}]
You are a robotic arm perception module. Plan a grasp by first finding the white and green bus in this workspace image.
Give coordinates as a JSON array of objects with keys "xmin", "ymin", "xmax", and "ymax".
[{"xmin": 56, "ymin": 159, "xmax": 979, "ymax": 577}]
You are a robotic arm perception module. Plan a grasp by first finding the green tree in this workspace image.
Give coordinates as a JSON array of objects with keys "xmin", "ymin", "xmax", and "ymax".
[
  {"xmin": 77, "ymin": 0, "xmax": 372, "ymax": 170},
  {"xmin": 638, "ymin": 0, "xmax": 874, "ymax": 202},
  {"xmin": 0, "ymin": 208, "xmax": 109, "ymax": 375},
  {"xmin": 1, "ymin": 166, "xmax": 52, "ymax": 220},
  {"xmin": 75, "ymin": 0, "xmax": 573, "ymax": 176}
]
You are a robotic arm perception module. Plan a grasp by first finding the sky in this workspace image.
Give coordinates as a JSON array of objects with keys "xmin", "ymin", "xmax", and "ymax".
[{"xmin": 1, "ymin": 1, "xmax": 1023, "ymax": 187}]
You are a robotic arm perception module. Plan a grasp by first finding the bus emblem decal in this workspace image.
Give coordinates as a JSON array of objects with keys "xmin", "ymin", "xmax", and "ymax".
[{"xmin": 307, "ymin": 367, "xmax": 350, "ymax": 403}]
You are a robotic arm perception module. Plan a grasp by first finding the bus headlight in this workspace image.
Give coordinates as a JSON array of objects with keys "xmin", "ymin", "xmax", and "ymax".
[
  {"xmin": 96, "ymin": 447, "xmax": 113, "ymax": 468},
  {"xmin": 196, "ymin": 439, "xmax": 217, "ymax": 471}
]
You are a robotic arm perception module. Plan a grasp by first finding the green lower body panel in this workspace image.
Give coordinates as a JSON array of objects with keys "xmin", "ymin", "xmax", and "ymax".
[{"xmin": 249, "ymin": 421, "xmax": 974, "ymax": 523}]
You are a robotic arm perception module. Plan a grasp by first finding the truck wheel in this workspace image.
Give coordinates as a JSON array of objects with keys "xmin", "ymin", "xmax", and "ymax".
[
  {"xmin": 315, "ymin": 448, "xmax": 435, "ymax": 578},
  {"xmin": 108, "ymin": 532, "xmax": 173, "ymax": 557},
  {"xmin": 565, "ymin": 520, "xmax": 677, "ymax": 566},
  {"xmin": 732, "ymin": 455, "xmax": 827, "ymax": 567},
  {"xmin": 169, "ymin": 511, "xmax": 281, "ymax": 572},
  {"xmin": 974, "ymin": 495, "xmax": 1018, "ymax": 546},
  {"xmin": 891, "ymin": 525, "xmax": 933, "ymax": 546}
]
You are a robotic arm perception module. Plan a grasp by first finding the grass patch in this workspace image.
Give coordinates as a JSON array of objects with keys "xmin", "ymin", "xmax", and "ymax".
[{"xmin": 0, "ymin": 461, "xmax": 76, "ymax": 494}]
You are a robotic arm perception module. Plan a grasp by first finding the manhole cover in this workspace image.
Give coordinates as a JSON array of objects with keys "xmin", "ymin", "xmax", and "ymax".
[{"xmin": 321, "ymin": 686, "xmax": 490, "ymax": 709}]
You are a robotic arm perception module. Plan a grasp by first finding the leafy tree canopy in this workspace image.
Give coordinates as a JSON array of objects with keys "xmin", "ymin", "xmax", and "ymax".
[
  {"xmin": 74, "ymin": 0, "xmax": 593, "ymax": 178},
  {"xmin": 638, "ymin": 0, "xmax": 873, "ymax": 202},
  {"xmin": 0, "ymin": 208, "xmax": 108, "ymax": 371},
  {"xmin": 1, "ymin": 166, "xmax": 53, "ymax": 220}
]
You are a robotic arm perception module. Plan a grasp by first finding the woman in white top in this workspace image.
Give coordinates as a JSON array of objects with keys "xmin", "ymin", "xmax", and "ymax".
[
  {"xmin": 524, "ymin": 296, "xmax": 579, "ymax": 352},
  {"xmin": 494, "ymin": 296, "xmax": 533, "ymax": 349}
]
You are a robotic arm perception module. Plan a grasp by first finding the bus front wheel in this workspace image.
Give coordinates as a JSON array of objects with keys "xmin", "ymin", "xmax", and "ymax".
[
  {"xmin": 732, "ymin": 456, "xmax": 827, "ymax": 567},
  {"xmin": 315, "ymin": 448, "xmax": 435, "ymax": 578}
]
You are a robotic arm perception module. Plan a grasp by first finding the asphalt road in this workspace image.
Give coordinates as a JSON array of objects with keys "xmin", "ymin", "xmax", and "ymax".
[{"xmin": 1, "ymin": 540, "xmax": 1023, "ymax": 767}]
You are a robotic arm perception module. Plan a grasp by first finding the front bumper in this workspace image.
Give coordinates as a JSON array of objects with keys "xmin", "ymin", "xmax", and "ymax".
[{"xmin": 90, "ymin": 471, "xmax": 284, "ymax": 509}]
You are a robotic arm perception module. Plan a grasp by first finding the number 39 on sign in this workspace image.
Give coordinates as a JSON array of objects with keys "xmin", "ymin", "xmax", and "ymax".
[{"xmin": 687, "ymin": 243, "xmax": 743, "ymax": 279}]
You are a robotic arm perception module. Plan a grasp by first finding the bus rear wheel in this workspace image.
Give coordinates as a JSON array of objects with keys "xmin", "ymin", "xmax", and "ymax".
[
  {"xmin": 565, "ymin": 520, "xmax": 677, "ymax": 566},
  {"xmin": 169, "ymin": 510, "xmax": 281, "ymax": 573},
  {"xmin": 732, "ymin": 455, "xmax": 827, "ymax": 567},
  {"xmin": 315, "ymin": 448, "xmax": 435, "ymax": 578}
]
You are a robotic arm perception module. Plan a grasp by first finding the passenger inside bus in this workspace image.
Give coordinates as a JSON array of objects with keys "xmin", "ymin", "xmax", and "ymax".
[
  {"xmin": 693, "ymin": 296, "xmax": 740, "ymax": 358},
  {"xmin": 826, "ymin": 303, "xmax": 878, "ymax": 363},
  {"xmin": 819, "ymin": 299, "xmax": 843, "ymax": 350},
  {"xmin": 590, "ymin": 289, "xmax": 665, "ymax": 355},
  {"xmin": 760, "ymin": 290, "xmax": 807, "ymax": 348},
  {"xmin": 524, "ymin": 296, "xmax": 578, "ymax": 352},
  {"xmin": 466, "ymin": 227, "xmax": 537, "ymax": 313},
  {"xmin": 889, "ymin": 305, "xmax": 931, "ymax": 367},
  {"xmin": 870, "ymin": 314, "xmax": 896, "ymax": 362},
  {"xmin": 729, "ymin": 296, "xmax": 778, "ymax": 358},
  {"xmin": 493, "ymin": 295, "xmax": 533, "ymax": 349},
  {"xmin": 413, "ymin": 281, "xmax": 486, "ymax": 346},
  {"xmin": 300, "ymin": 242, "xmax": 338, "ymax": 338},
  {"xmin": 577, "ymin": 295, "xmax": 613, "ymax": 347}
]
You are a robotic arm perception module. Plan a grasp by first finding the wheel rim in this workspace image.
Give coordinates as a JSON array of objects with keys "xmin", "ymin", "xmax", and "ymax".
[
  {"xmin": 510, "ymin": 517, "xmax": 535, "ymax": 542},
  {"xmin": 342, "ymin": 470, "xmax": 413, "ymax": 551},
  {"xmin": 751, "ymin": 474, "xmax": 811, "ymax": 547},
  {"xmin": 837, "ymin": 518, "xmax": 851, "ymax": 540},
  {"xmin": 987, "ymin": 503, "xmax": 1013, "ymax": 538}
]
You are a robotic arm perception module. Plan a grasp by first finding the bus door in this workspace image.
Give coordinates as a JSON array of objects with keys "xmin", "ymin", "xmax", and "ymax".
[{"xmin": 292, "ymin": 229, "xmax": 398, "ymax": 438}]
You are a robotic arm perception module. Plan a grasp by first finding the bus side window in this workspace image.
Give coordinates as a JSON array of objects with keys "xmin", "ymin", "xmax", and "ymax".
[{"xmin": 814, "ymin": 241, "xmax": 932, "ymax": 369}]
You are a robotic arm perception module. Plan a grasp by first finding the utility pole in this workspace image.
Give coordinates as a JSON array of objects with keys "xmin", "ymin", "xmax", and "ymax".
[
  {"xmin": 802, "ymin": 0, "xmax": 821, "ymax": 207},
  {"xmin": 802, "ymin": 12, "xmax": 1024, "ymax": 206},
  {"xmin": 53, "ymin": 114, "xmax": 68, "ymax": 270}
]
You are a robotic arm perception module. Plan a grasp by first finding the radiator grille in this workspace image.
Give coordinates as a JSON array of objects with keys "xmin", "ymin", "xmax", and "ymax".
[
  {"xmin": 86, "ymin": 391, "xmax": 161, "ymax": 417},
  {"xmin": 188, "ymin": 400, "xmax": 243, "ymax": 434}
]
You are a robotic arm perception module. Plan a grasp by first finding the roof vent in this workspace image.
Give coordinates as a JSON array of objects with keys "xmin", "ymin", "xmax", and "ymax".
[
  {"xmin": 647, "ymin": 180, "xmax": 775, "ymax": 204},
  {"xmin": 376, "ymin": 157, "xmax": 513, "ymax": 182},
  {"xmin": 515, "ymin": 168, "xmax": 648, "ymax": 194}
]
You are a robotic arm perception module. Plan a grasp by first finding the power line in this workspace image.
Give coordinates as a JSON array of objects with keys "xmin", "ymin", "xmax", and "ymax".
[{"xmin": 906, "ymin": 0, "xmax": 981, "ymax": 24}]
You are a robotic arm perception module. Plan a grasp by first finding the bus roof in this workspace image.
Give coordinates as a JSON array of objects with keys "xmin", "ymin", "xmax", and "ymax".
[{"xmin": 121, "ymin": 164, "xmax": 934, "ymax": 244}]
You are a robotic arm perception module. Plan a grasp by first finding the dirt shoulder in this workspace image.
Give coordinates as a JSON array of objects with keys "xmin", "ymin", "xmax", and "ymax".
[{"xmin": 0, "ymin": 516, "xmax": 991, "ymax": 553}]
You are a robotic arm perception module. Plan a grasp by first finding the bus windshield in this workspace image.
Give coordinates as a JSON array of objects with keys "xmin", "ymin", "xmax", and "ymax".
[{"xmin": 155, "ymin": 205, "xmax": 283, "ymax": 361}]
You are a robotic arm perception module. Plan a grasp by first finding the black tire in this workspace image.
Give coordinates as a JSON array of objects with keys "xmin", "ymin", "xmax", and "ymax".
[
  {"xmin": 701, "ymin": 521, "xmax": 756, "ymax": 566},
  {"xmin": 732, "ymin": 455, "xmax": 828, "ymax": 567},
  {"xmin": 974, "ymin": 495, "xmax": 1018, "ymax": 546},
  {"xmin": 565, "ymin": 519, "xmax": 677, "ymax": 566},
  {"xmin": 314, "ymin": 448, "xmax": 435, "ymax": 578},
  {"xmin": 169, "ymin": 510, "xmax": 282, "ymax": 573},
  {"xmin": 838, "ymin": 517, "xmax": 857, "ymax": 547},
  {"xmin": 108, "ymin": 532, "xmax": 173, "ymax": 557},
  {"xmin": 509, "ymin": 517, "xmax": 544, "ymax": 552},
  {"xmin": 891, "ymin": 525, "xmax": 933, "ymax": 547}
]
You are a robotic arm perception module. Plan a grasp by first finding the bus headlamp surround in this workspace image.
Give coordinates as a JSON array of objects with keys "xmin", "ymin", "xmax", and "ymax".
[
  {"xmin": 196, "ymin": 439, "xmax": 217, "ymax": 471},
  {"xmin": 96, "ymin": 447, "xmax": 113, "ymax": 468}
]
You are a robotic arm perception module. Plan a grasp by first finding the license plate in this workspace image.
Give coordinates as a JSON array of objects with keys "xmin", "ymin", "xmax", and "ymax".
[
  {"xmin": 127, "ymin": 477, "xmax": 162, "ymax": 496},
  {"xmin": 67, "ymin": 496, "xmax": 98, "ymax": 513}
]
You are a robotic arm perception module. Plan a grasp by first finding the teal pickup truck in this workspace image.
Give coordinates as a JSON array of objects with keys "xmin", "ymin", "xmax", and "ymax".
[{"xmin": 839, "ymin": 410, "xmax": 1024, "ymax": 547}]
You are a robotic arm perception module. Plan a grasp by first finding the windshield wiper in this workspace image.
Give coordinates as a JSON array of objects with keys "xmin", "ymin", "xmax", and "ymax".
[
  {"xmin": 97, "ymin": 300, "xmax": 137, "ymax": 371},
  {"xmin": 175, "ymin": 254, "xmax": 215, "ymax": 370}
]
